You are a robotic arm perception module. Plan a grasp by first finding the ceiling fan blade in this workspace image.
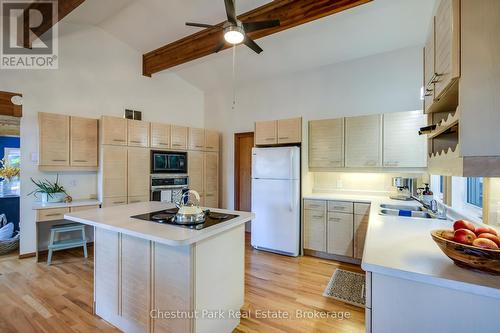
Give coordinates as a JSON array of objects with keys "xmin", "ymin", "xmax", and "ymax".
[
  {"xmin": 243, "ymin": 20, "xmax": 280, "ymax": 33},
  {"xmin": 186, "ymin": 22, "xmax": 216, "ymax": 28},
  {"xmin": 243, "ymin": 37, "xmax": 263, "ymax": 54},
  {"xmin": 214, "ymin": 41, "xmax": 227, "ymax": 53},
  {"xmin": 224, "ymin": 0, "xmax": 237, "ymax": 24}
]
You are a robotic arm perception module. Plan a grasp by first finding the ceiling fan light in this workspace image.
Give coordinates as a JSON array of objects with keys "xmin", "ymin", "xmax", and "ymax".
[{"xmin": 224, "ymin": 26, "xmax": 244, "ymax": 44}]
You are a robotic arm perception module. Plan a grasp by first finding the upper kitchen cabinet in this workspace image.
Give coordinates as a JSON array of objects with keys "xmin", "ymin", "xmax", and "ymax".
[
  {"xmin": 127, "ymin": 119, "xmax": 150, "ymax": 147},
  {"xmin": 423, "ymin": 18, "xmax": 436, "ymax": 114},
  {"xmin": 345, "ymin": 115, "xmax": 382, "ymax": 168},
  {"xmin": 101, "ymin": 116, "xmax": 127, "ymax": 146},
  {"xmin": 277, "ymin": 118, "xmax": 302, "ymax": 144},
  {"xmin": 70, "ymin": 116, "xmax": 98, "ymax": 168},
  {"xmin": 255, "ymin": 120, "xmax": 277, "ymax": 145},
  {"xmin": 171, "ymin": 125, "xmax": 188, "ymax": 150},
  {"xmin": 39, "ymin": 112, "xmax": 70, "ymax": 168},
  {"xmin": 309, "ymin": 118, "xmax": 344, "ymax": 169},
  {"xmin": 188, "ymin": 128, "xmax": 205, "ymax": 151},
  {"xmin": 150, "ymin": 123, "xmax": 171, "ymax": 149},
  {"xmin": 383, "ymin": 111, "xmax": 427, "ymax": 168},
  {"xmin": 204, "ymin": 130, "xmax": 220, "ymax": 152}
]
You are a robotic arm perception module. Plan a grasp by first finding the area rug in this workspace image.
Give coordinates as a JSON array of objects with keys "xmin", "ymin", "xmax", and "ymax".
[{"xmin": 323, "ymin": 269, "xmax": 365, "ymax": 308}]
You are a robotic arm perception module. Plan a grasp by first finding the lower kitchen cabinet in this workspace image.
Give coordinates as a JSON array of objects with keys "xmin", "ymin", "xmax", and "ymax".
[
  {"xmin": 327, "ymin": 212, "xmax": 354, "ymax": 257},
  {"xmin": 304, "ymin": 208, "xmax": 327, "ymax": 252},
  {"xmin": 354, "ymin": 205, "xmax": 370, "ymax": 259}
]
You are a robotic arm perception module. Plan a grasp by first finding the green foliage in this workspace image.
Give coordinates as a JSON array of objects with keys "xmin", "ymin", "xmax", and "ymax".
[{"xmin": 28, "ymin": 174, "xmax": 67, "ymax": 198}]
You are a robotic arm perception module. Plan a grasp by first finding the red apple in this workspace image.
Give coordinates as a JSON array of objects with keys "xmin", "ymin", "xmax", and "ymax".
[
  {"xmin": 472, "ymin": 238, "xmax": 500, "ymax": 250},
  {"xmin": 453, "ymin": 229, "xmax": 477, "ymax": 245},
  {"xmin": 441, "ymin": 230, "xmax": 455, "ymax": 241},
  {"xmin": 475, "ymin": 226, "xmax": 498, "ymax": 236},
  {"xmin": 477, "ymin": 233, "xmax": 500, "ymax": 246},
  {"xmin": 453, "ymin": 220, "xmax": 476, "ymax": 233}
]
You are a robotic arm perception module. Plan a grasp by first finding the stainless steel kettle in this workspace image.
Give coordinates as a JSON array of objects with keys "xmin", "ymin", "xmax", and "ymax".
[{"xmin": 174, "ymin": 190, "xmax": 208, "ymax": 224}]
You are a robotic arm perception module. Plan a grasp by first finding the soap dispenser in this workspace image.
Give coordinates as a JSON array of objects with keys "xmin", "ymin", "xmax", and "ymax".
[{"xmin": 421, "ymin": 183, "xmax": 434, "ymax": 206}]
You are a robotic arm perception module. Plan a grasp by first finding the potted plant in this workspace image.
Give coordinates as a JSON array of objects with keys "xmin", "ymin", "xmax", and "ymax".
[
  {"xmin": 28, "ymin": 174, "xmax": 68, "ymax": 203},
  {"xmin": 0, "ymin": 158, "xmax": 20, "ymax": 196}
]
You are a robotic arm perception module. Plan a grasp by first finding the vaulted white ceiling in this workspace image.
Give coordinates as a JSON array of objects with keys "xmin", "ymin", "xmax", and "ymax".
[{"xmin": 65, "ymin": 0, "xmax": 436, "ymax": 91}]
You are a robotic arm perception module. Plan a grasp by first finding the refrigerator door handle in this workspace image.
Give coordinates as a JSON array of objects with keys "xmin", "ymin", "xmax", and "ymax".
[
  {"xmin": 289, "ymin": 180, "xmax": 294, "ymax": 212},
  {"xmin": 289, "ymin": 149, "xmax": 294, "ymax": 179}
]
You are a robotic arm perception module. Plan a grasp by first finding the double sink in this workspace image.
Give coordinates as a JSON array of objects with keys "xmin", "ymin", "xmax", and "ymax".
[{"xmin": 379, "ymin": 204, "xmax": 433, "ymax": 219}]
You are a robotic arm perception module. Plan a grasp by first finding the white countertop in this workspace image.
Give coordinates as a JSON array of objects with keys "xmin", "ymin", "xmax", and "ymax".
[
  {"xmin": 32, "ymin": 199, "xmax": 101, "ymax": 210},
  {"xmin": 304, "ymin": 192, "xmax": 500, "ymax": 299},
  {"xmin": 64, "ymin": 201, "xmax": 254, "ymax": 246}
]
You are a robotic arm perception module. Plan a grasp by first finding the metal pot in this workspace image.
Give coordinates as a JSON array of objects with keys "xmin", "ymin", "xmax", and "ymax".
[{"xmin": 174, "ymin": 190, "xmax": 208, "ymax": 225}]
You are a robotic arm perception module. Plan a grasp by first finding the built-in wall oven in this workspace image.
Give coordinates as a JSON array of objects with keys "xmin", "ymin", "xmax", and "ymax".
[
  {"xmin": 151, "ymin": 150, "xmax": 187, "ymax": 174},
  {"xmin": 151, "ymin": 175, "xmax": 189, "ymax": 203}
]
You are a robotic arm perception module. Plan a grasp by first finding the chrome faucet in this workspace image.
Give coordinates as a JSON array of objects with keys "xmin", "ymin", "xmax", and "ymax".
[{"xmin": 411, "ymin": 195, "xmax": 448, "ymax": 220}]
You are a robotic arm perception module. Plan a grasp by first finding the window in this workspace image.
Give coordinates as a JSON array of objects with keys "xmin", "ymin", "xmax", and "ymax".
[{"xmin": 466, "ymin": 177, "xmax": 483, "ymax": 208}]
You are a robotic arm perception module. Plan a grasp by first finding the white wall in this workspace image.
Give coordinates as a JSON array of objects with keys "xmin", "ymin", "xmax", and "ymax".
[
  {"xmin": 204, "ymin": 46, "xmax": 424, "ymax": 209},
  {"xmin": 0, "ymin": 23, "xmax": 205, "ymax": 255}
]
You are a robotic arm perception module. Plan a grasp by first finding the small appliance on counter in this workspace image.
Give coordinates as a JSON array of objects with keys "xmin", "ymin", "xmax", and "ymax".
[{"xmin": 390, "ymin": 177, "xmax": 418, "ymax": 201}]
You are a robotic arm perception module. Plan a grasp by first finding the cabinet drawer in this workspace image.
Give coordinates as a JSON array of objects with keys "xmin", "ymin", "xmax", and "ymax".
[
  {"xmin": 328, "ymin": 201, "xmax": 353, "ymax": 213},
  {"xmin": 304, "ymin": 199, "xmax": 326, "ymax": 211},
  {"xmin": 354, "ymin": 203, "xmax": 371, "ymax": 216},
  {"xmin": 70, "ymin": 205, "xmax": 100, "ymax": 212},
  {"xmin": 37, "ymin": 207, "xmax": 70, "ymax": 222},
  {"xmin": 102, "ymin": 197, "xmax": 128, "ymax": 207}
]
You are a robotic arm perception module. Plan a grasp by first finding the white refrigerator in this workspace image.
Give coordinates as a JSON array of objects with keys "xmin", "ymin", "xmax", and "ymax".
[{"xmin": 251, "ymin": 146, "xmax": 300, "ymax": 257}]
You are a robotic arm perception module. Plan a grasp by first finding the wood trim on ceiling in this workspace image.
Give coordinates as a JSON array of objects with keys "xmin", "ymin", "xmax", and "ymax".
[
  {"xmin": 0, "ymin": 91, "xmax": 23, "ymax": 117},
  {"xmin": 143, "ymin": 0, "xmax": 373, "ymax": 76}
]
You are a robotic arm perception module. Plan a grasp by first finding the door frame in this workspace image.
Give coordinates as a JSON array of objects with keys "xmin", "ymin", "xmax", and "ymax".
[{"xmin": 234, "ymin": 132, "xmax": 254, "ymax": 211}]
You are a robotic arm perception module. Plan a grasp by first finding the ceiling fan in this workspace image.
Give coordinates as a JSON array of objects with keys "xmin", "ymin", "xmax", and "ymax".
[{"xmin": 186, "ymin": 0, "xmax": 280, "ymax": 54}]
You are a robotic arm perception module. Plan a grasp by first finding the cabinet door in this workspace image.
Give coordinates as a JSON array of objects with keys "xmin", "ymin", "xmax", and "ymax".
[
  {"xmin": 39, "ymin": 112, "xmax": 70, "ymax": 166},
  {"xmin": 354, "ymin": 213, "xmax": 369, "ymax": 259},
  {"xmin": 303, "ymin": 209, "xmax": 326, "ymax": 252},
  {"xmin": 70, "ymin": 116, "xmax": 98, "ymax": 167},
  {"xmin": 434, "ymin": 0, "xmax": 460, "ymax": 99},
  {"xmin": 205, "ymin": 130, "xmax": 220, "ymax": 152},
  {"xmin": 101, "ymin": 145, "xmax": 127, "ymax": 197},
  {"xmin": 327, "ymin": 212, "xmax": 353, "ymax": 257},
  {"xmin": 309, "ymin": 118, "xmax": 344, "ymax": 168},
  {"xmin": 255, "ymin": 120, "xmax": 277, "ymax": 145},
  {"xmin": 127, "ymin": 147, "xmax": 150, "ymax": 197},
  {"xmin": 150, "ymin": 123, "xmax": 171, "ymax": 149},
  {"xmin": 204, "ymin": 152, "xmax": 219, "ymax": 208},
  {"xmin": 383, "ymin": 111, "xmax": 427, "ymax": 168},
  {"xmin": 127, "ymin": 119, "xmax": 150, "ymax": 147},
  {"xmin": 101, "ymin": 116, "xmax": 127, "ymax": 146},
  {"xmin": 188, "ymin": 151, "xmax": 204, "ymax": 196},
  {"xmin": 345, "ymin": 115, "xmax": 382, "ymax": 167},
  {"xmin": 423, "ymin": 18, "xmax": 436, "ymax": 113},
  {"xmin": 277, "ymin": 118, "xmax": 302, "ymax": 144},
  {"xmin": 188, "ymin": 127, "xmax": 205, "ymax": 151},
  {"xmin": 171, "ymin": 125, "xmax": 188, "ymax": 150}
]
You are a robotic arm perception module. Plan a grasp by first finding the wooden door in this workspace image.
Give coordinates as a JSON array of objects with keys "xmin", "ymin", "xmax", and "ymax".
[
  {"xmin": 234, "ymin": 132, "xmax": 254, "ymax": 212},
  {"xmin": 255, "ymin": 120, "xmax": 277, "ymax": 145},
  {"xmin": 127, "ymin": 147, "xmax": 150, "ymax": 197},
  {"xmin": 424, "ymin": 18, "xmax": 436, "ymax": 113},
  {"xmin": 171, "ymin": 125, "xmax": 188, "ymax": 150},
  {"xmin": 309, "ymin": 118, "xmax": 344, "ymax": 168},
  {"xmin": 101, "ymin": 116, "xmax": 127, "ymax": 145},
  {"xmin": 101, "ymin": 145, "xmax": 127, "ymax": 198},
  {"xmin": 127, "ymin": 119, "xmax": 150, "ymax": 147},
  {"xmin": 277, "ymin": 117, "xmax": 302, "ymax": 144},
  {"xmin": 188, "ymin": 151, "xmax": 204, "ymax": 201},
  {"xmin": 39, "ymin": 112, "xmax": 70, "ymax": 166},
  {"xmin": 204, "ymin": 151, "xmax": 219, "ymax": 208},
  {"xmin": 205, "ymin": 130, "xmax": 220, "ymax": 152},
  {"xmin": 345, "ymin": 115, "xmax": 382, "ymax": 167},
  {"xmin": 327, "ymin": 212, "xmax": 354, "ymax": 257},
  {"xmin": 150, "ymin": 122, "xmax": 171, "ymax": 149},
  {"xmin": 188, "ymin": 127, "xmax": 205, "ymax": 151},
  {"xmin": 70, "ymin": 116, "xmax": 98, "ymax": 167}
]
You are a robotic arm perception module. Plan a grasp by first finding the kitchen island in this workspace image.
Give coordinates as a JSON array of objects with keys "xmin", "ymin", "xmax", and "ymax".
[{"xmin": 65, "ymin": 201, "xmax": 254, "ymax": 333}]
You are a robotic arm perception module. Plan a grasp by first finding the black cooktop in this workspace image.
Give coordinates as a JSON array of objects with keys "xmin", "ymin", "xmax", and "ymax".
[{"xmin": 131, "ymin": 208, "xmax": 239, "ymax": 230}]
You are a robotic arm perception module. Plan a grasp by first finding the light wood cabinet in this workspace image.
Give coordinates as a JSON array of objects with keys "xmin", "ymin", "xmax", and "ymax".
[
  {"xmin": 188, "ymin": 127, "xmax": 205, "ymax": 151},
  {"xmin": 127, "ymin": 147, "xmax": 150, "ymax": 197},
  {"xmin": 36, "ymin": 207, "xmax": 70, "ymax": 222},
  {"xmin": 303, "ymin": 208, "xmax": 326, "ymax": 252},
  {"xmin": 383, "ymin": 111, "xmax": 427, "ymax": 168},
  {"xmin": 150, "ymin": 122, "xmax": 171, "ymax": 149},
  {"xmin": 101, "ymin": 145, "xmax": 127, "ymax": 198},
  {"xmin": 309, "ymin": 118, "xmax": 344, "ymax": 168},
  {"xmin": 38, "ymin": 112, "xmax": 70, "ymax": 167},
  {"xmin": 255, "ymin": 120, "xmax": 277, "ymax": 145},
  {"xmin": 171, "ymin": 125, "xmax": 188, "ymax": 150},
  {"xmin": 354, "ymin": 212, "xmax": 369, "ymax": 260},
  {"xmin": 205, "ymin": 130, "xmax": 220, "ymax": 152},
  {"xmin": 101, "ymin": 116, "xmax": 127, "ymax": 146},
  {"xmin": 70, "ymin": 116, "xmax": 98, "ymax": 167},
  {"xmin": 204, "ymin": 152, "xmax": 219, "ymax": 208},
  {"xmin": 327, "ymin": 212, "xmax": 354, "ymax": 257},
  {"xmin": 277, "ymin": 118, "xmax": 302, "ymax": 144},
  {"xmin": 424, "ymin": 19, "xmax": 436, "ymax": 114},
  {"xmin": 127, "ymin": 119, "xmax": 149, "ymax": 147},
  {"xmin": 345, "ymin": 115, "xmax": 382, "ymax": 167},
  {"xmin": 188, "ymin": 151, "xmax": 204, "ymax": 201}
]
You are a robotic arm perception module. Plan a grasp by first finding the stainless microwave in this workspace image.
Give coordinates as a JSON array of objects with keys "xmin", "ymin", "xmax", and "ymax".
[{"xmin": 151, "ymin": 150, "xmax": 187, "ymax": 174}]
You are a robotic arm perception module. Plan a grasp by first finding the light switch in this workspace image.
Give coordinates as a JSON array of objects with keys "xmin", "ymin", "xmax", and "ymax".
[{"xmin": 30, "ymin": 152, "xmax": 38, "ymax": 163}]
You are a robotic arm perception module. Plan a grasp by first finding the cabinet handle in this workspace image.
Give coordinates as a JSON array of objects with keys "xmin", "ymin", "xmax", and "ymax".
[
  {"xmin": 333, "ymin": 206, "xmax": 346, "ymax": 210},
  {"xmin": 206, "ymin": 146, "xmax": 214, "ymax": 149},
  {"xmin": 312, "ymin": 215, "xmax": 324, "ymax": 219},
  {"xmin": 159, "ymin": 142, "xmax": 169, "ymax": 145},
  {"xmin": 206, "ymin": 194, "xmax": 213, "ymax": 197},
  {"xmin": 365, "ymin": 161, "xmax": 376, "ymax": 166},
  {"xmin": 195, "ymin": 145, "xmax": 203, "ymax": 148},
  {"xmin": 279, "ymin": 137, "xmax": 289, "ymax": 140},
  {"xmin": 73, "ymin": 159, "xmax": 88, "ymax": 162},
  {"xmin": 129, "ymin": 200, "xmax": 140, "ymax": 203},
  {"xmin": 52, "ymin": 159, "xmax": 67, "ymax": 162},
  {"xmin": 45, "ymin": 213, "xmax": 62, "ymax": 217},
  {"xmin": 329, "ymin": 217, "xmax": 342, "ymax": 222},
  {"xmin": 130, "ymin": 140, "xmax": 141, "ymax": 143},
  {"xmin": 265, "ymin": 138, "xmax": 274, "ymax": 141},
  {"xmin": 113, "ymin": 139, "xmax": 125, "ymax": 142},
  {"xmin": 113, "ymin": 201, "xmax": 125, "ymax": 204},
  {"xmin": 172, "ymin": 144, "xmax": 181, "ymax": 147}
]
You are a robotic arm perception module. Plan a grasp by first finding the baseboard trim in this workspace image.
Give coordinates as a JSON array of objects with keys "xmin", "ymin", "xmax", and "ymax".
[
  {"xmin": 19, "ymin": 252, "xmax": 36, "ymax": 259},
  {"xmin": 304, "ymin": 249, "xmax": 362, "ymax": 265}
]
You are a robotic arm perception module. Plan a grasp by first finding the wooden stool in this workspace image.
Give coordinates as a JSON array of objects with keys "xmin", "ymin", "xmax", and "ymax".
[{"xmin": 47, "ymin": 223, "xmax": 87, "ymax": 265}]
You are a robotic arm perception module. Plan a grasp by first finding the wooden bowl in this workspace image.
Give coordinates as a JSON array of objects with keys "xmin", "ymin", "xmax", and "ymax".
[{"xmin": 431, "ymin": 230, "xmax": 500, "ymax": 275}]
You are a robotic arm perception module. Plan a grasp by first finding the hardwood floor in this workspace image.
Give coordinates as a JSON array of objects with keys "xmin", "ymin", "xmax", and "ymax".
[{"xmin": 0, "ymin": 235, "xmax": 365, "ymax": 333}]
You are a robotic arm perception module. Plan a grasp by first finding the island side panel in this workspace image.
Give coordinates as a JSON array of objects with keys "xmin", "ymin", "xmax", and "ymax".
[
  {"xmin": 371, "ymin": 272, "xmax": 500, "ymax": 333},
  {"xmin": 194, "ymin": 224, "xmax": 245, "ymax": 333}
]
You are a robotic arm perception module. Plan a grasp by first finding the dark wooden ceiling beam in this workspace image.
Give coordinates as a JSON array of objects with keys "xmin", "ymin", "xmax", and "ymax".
[
  {"xmin": 0, "ymin": 92, "xmax": 23, "ymax": 118},
  {"xmin": 143, "ymin": 0, "xmax": 372, "ymax": 76}
]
